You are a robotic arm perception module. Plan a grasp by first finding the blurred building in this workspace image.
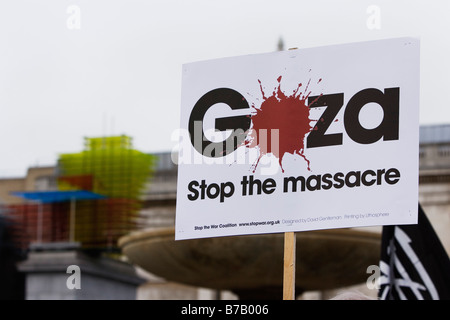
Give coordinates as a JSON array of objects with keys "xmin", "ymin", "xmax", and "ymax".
[
  {"xmin": 0, "ymin": 125, "xmax": 449, "ymax": 299},
  {"xmin": 418, "ymin": 124, "xmax": 450, "ymax": 255},
  {"xmin": 0, "ymin": 135, "xmax": 155, "ymax": 300}
]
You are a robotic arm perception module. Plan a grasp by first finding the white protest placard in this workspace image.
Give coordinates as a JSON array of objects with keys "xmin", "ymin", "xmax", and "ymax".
[{"xmin": 175, "ymin": 37, "xmax": 419, "ymax": 240}]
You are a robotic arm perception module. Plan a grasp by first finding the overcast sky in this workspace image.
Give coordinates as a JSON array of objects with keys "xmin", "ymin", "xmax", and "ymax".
[{"xmin": 0, "ymin": 0, "xmax": 449, "ymax": 177}]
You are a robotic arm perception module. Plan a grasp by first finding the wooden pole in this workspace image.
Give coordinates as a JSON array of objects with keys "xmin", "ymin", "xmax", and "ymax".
[
  {"xmin": 283, "ymin": 231, "xmax": 296, "ymax": 300},
  {"xmin": 282, "ymin": 47, "xmax": 299, "ymax": 301}
]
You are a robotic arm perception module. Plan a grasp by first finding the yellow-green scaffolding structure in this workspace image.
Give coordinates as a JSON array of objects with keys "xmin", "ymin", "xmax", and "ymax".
[{"xmin": 56, "ymin": 135, "xmax": 156, "ymax": 250}]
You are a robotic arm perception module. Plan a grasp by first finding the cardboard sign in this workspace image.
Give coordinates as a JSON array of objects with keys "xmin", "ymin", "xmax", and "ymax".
[{"xmin": 175, "ymin": 37, "xmax": 419, "ymax": 240}]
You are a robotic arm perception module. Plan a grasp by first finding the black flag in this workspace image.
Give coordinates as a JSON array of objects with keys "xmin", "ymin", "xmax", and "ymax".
[{"xmin": 379, "ymin": 204, "xmax": 450, "ymax": 300}]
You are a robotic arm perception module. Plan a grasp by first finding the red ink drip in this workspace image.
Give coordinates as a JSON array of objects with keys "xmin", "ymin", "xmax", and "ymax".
[
  {"xmin": 257, "ymin": 79, "xmax": 267, "ymax": 100},
  {"xmin": 245, "ymin": 76, "xmax": 320, "ymax": 172}
]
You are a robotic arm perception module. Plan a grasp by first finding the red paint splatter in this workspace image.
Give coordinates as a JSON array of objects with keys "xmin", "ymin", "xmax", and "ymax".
[{"xmin": 245, "ymin": 76, "xmax": 321, "ymax": 173}]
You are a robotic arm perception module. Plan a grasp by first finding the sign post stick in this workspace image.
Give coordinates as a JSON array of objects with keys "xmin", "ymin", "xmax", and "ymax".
[
  {"xmin": 282, "ymin": 47, "xmax": 299, "ymax": 301},
  {"xmin": 283, "ymin": 231, "xmax": 296, "ymax": 300}
]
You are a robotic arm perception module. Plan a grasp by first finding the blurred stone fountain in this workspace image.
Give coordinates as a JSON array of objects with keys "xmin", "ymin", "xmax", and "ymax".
[{"xmin": 120, "ymin": 152, "xmax": 382, "ymax": 299}]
